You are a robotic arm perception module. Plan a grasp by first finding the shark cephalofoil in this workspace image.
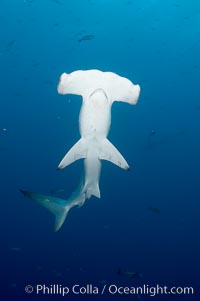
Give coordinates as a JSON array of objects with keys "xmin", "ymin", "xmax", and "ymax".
[{"xmin": 21, "ymin": 70, "xmax": 140, "ymax": 231}]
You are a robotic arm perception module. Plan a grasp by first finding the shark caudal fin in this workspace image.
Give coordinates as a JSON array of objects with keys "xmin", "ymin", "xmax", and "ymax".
[
  {"xmin": 58, "ymin": 138, "xmax": 87, "ymax": 169},
  {"xmin": 20, "ymin": 190, "xmax": 71, "ymax": 231},
  {"xmin": 99, "ymin": 138, "xmax": 130, "ymax": 170}
]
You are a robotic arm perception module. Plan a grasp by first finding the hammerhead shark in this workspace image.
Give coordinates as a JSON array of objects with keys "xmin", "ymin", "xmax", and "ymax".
[{"xmin": 21, "ymin": 70, "xmax": 140, "ymax": 231}]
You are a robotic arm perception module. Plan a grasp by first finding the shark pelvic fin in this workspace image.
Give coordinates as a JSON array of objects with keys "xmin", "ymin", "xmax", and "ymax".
[
  {"xmin": 84, "ymin": 182, "xmax": 101, "ymax": 199},
  {"xmin": 99, "ymin": 138, "xmax": 130, "ymax": 170},
  {"xmin": 58, "ymin": 138, "xmax": 87, "ymax": 169},
  {"xmin": 91, "ymin": 183, "xmax": 101, "ymax": 198},
  {"xmin": 20, "ymin": 190, "xmax": 70, "ymax": 232}
]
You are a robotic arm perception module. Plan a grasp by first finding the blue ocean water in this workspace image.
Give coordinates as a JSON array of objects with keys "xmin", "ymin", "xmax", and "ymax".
[{"xmin": 1, "ymin": 0, "xmax": 200, "ymax": 300}]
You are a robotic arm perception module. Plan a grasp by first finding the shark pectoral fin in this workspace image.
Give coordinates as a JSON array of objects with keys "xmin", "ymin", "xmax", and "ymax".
[
  {"xmin": 58, "ymin": 138, "xmax": 87, "ymax": 169},
  {"xmin": 20, "ymin": 190, "xmax": 70, "ymax": 232},
  {"xmin": 99, "ymin": 139, "xmax": 130, "ymax": 170}
]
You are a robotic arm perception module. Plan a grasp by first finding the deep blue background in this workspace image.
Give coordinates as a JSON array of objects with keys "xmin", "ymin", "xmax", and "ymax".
[{"xmin": 0, "ymin": 0, "xmax": 200, "ymax": 300}]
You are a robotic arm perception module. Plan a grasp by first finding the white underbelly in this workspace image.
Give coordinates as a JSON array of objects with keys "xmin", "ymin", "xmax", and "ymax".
[{"xmin": 79, "ymin": 90, "xmax": 111, "ymax": 138}]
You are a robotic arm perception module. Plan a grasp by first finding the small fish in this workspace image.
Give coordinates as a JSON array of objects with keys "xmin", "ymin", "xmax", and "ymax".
[
  {"xmin": 53, "ymin": 23, "xmax": 59, "ymax": 27},
  {"xmin": 148, "ymin": 206, "xmax": 161, "ymax": 214},
  {"xmin": 31, "ymin": 62, "xmax": 40, "ymax": 68},
  {"xmin": 36, "ymin": 265, "xmax": 43, "ymax": 271},
  {"xmin": 5, "ymin": 40, "xmax": 15, "ymax": 51},
  {"xmin": 103, "ymin": 224, "xmax": 110, "ymax": 230},
  {"xmin": 10, "ymin": 283, "xmax": 17, "ymax": 288},
  {"xmin": 78, "ymin": 35, "xmax": 94, "ymax": 43},
  {"xmin": 97, "ymin": 280, "xmax": 106, "ymax": 285},
  {"xmin": 117, "ymin": 268, "xmax": 142, "ymax": 279},
  {"xmin": 150, "ymin": 129, "xmax": 156, "ymax": 136},
  {"xmin": 24, "ymin": 0, "xmax": 34, "ymax": 5},
  {"xmin": 1, "ymin": 40, "xmax": 15, "ymax": 55},
  {"xmin": 10, "ymin": 247, "xmax": 21, "ymax": 252},
  {"xmin": 55, "ymin": 272, "xmax": 62, "ymax": 277}
]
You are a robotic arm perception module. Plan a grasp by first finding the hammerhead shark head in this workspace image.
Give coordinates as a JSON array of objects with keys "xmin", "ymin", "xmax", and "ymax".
[{"xmin": 21, "ymin": 70, "xmax": 140, "ymax": 231}]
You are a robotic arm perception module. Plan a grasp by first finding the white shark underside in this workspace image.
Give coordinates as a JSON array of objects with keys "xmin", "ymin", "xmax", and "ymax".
[{"xmin": 21, "ymin": 70, "xmax": 140, "ymax": 231}]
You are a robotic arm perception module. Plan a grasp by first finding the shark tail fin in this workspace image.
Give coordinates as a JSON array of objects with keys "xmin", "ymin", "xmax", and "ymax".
[
  {"xmin": 20, "ymin": 190, "xmax": 70, "ymax": 232},
  {"xmin": 58, "ymin": 138, "xmax": 87, "ymax": 170},
  {"xmin": 99, "ymin": 138, "xmax": 130, "ymax": 170}
]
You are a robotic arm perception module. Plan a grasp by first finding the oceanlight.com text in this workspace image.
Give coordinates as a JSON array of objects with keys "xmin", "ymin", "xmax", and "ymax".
[{"xmin": 25, "ymin": 283, "xmax": 195, "ymax": 297}]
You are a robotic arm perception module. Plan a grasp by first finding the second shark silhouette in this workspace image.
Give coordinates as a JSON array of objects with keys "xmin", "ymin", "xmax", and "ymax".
[{"xmin": 21, "ymin": 70, "xmax": 140, "ymax": 231}]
